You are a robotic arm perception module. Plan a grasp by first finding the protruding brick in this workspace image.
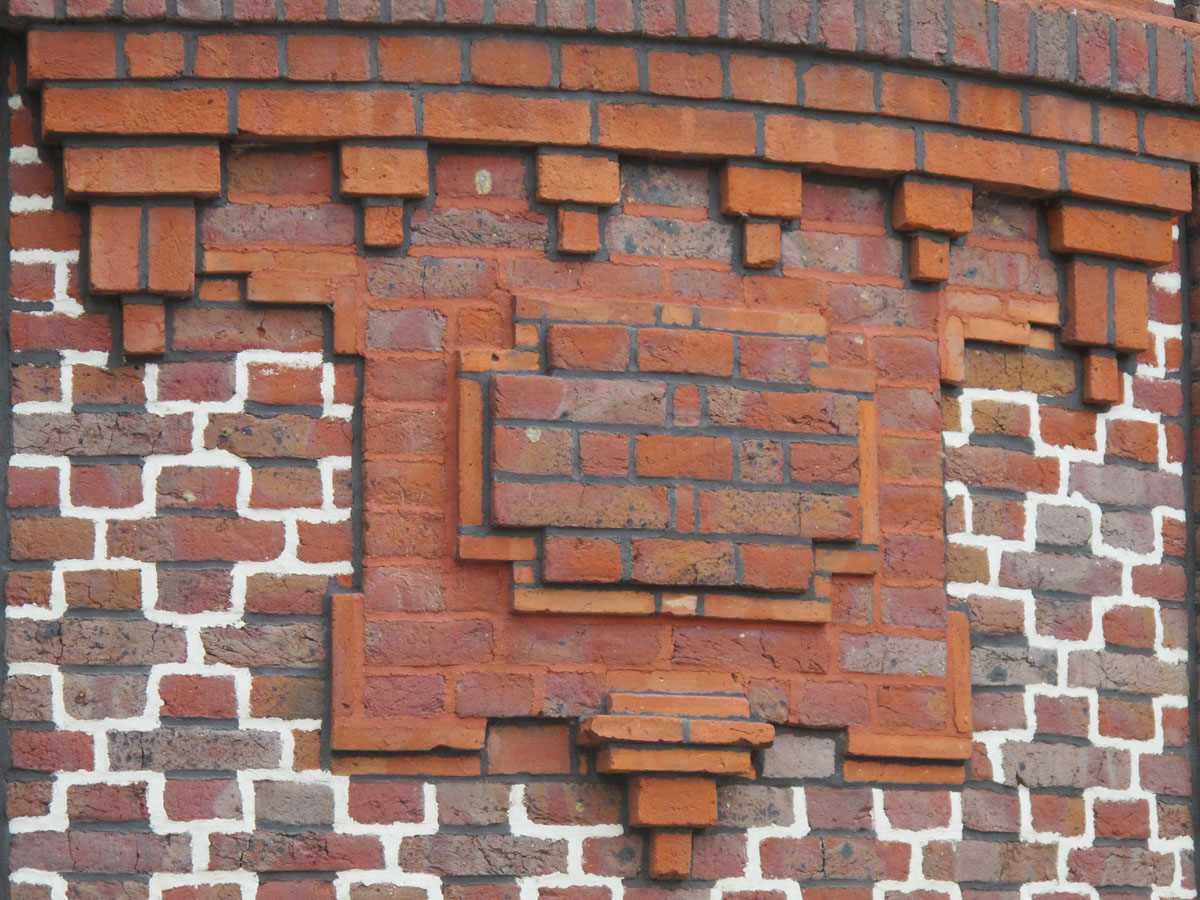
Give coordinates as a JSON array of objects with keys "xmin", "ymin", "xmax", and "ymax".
[
  {"xmin": 893, "ymin": 178, "xmax": 973, "ymax": 235},
  {"xmin": 1048, "ymin": 205, "xmax": 1173, "ymax": 266},
  {"xmin": 123, "ymin": 302, "xmax": 166, "ymax": 356},
  {"xmin": 341, "ymin": 146, "xmax": 429, "ymax": 197},
  {"xmin": 65, "ymin": 146, "xmax": 221, "ymax": 197},
  {"xmin": 1084, "ymin": 353, "xmax": 1122, "ymax": 406},
  {"xmin": 649, "ymin": 831, "xmax": 692, "ymax": 880},
  {"xmin": 743, "ymin": 222, "xmax": 781, "ymax": 269},
  {"xmin": 147, "ymin": 205, "xmax": 196, "ymax": 296},
  {"xmin": 90, "ymin": 205, "xmax": 142, "ymax": 294},
  {"xmin": 558, "ymin": 209, "xmax": 601, "ymax": 255},
  {"xmin": 44, "ymin": 87, "xmax": 228, "ymax": 137},
  {"xmin": 1063, "ymin": 260, "xmax": 1109, "ymax": 347},
  {"xmin": 720, "ymin": 165, "xmax": 803, "ymax": 219},
  {"xmin": 537, "ymin": 154, "xmax": 620, "ymax": 205},
  {"xmin": 910, "ymin": 236, "xmax": 950, "ymax": 282},
  {"xmin": 364, "ymin": 206, "xmax": 406, "ymax": 247}
]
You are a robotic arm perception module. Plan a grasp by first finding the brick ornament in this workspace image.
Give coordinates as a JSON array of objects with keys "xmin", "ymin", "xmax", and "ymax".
[{"xmin": 5, "ymin": 13, "xmax": 1197, "ymax": 900}]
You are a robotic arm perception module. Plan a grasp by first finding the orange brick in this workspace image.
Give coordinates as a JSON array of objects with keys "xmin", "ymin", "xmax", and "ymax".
[
  {"xmin": 239, "ymin": 89, "xmax": 416, "ymax": 138},
  {"xmin": 457, "ymin": 380, "xmax": 484, "ymax": 527},
  {"xmin": 125, "ymin": 32, "xmax": 185, "ymax": 79},
  {"xmin": 600, "ymin": 104, "xmax": 756, "ymax": 157},
  {"xmin": 561, "ymin": 44, "xmax": 640, "ymax": 92},
  {"xmin": 730, "ymin": 55, "xmax": 797, "ymax": 105},
  {"xmin": 471, "ymin": 39, "xmax": 552, "ymax": 87},
  {"xmin": 1066, "ymin": 153, "xmax": 1190, "ymax": 213},
  {"xmin": 608, "ymin": 693, "xmax": 750, "ymax": 717},
  {"xmin": 910, "ymin": 236, "xmax": 950, "ymax": 282},
  {"xmin": 195, "ymin": 34, "xmax": 279, "ymax": 79},
  {"xmin": 881, "ymin": 73, "xmax": 951, "ymax": 121},
  {"xmin": 1084, "ymin": 353, "xmax": 1122, "ymax": 405},
  {"xmin": 364, "ymin": 206, "xmax": 405, "ymax": 248},
  {"xmin": 558, "ymin": 209, "xmax": 601, "ymax": 255},
  {"xmin": 378, "ymin": 36, "xmax": 462, "ymax": 83},
  {"xmin": 27, "ymin": 31, "xmax": 116, "ymax": 82},
  {"xmin": 543, "ymin": 536, "xmax": 623, "ymax": 582},
  {"xmin": 581, "ymin": 716, "xmax": 685, "ymax": 745},
  {"xmin": 1063, "ymin": 260, "xmax": 1109, "ymax": 348},
  {"xmin": 956, "ymin": 84, "xmax": 1022, "ymax": 133},
  {"xmin": 44, "ymin": 87, "xmax": 229, "ymax": 137},
  {"xmin": 893, "ymin": 177, "xmax": 973, "ymax": 235},
  {"xmin": 765, "ymin": 116, "xmax": 915, "ymax": 175},
  {"xmin": 486, "ymin": 723, "xmax": 572, "ymax": 775},
  {"xmin": 1113, "ymin": 268, "xmax": 1151, "ymax": 354},
  {"xmin": 648, "ymin": 51, "xmax": 722, "ymax": 98},
  {"xmin": 740, "ymin": 543, "xmax": 814, "ymax": 591},
  {"xmin": 288, "ymin": 35, "xmax": 369, "ymax": 81},
  {"xmin": 425, "ymin": 93, "xmax": 591, "ymax": 145},
  {"xmin": 1099, "ymin": 107, "xmax": 1140, "ymax": 152},
  {"xmin": 720, "ymin": 164, "xmax": 804, "ymax": 219},
  {"xmin": 341, "ymin": 146, "xmax": 429, "ymax": 196},
  {"xmin": 629, "ymin": 777, "xmax": 718, "ymax": 827},
  {"xmin": 64, "ymin": 145, "xmax": 221, "ymax": 197},
  {"xmin": 1048, "ymin": 205, "xmax": 1173, "ymax": 266},
  {"xmin": 847, "ymin": 732, "xmax": 972, "ymax": 760},
  {"xmin": 1143, "ymin": 113, "xmax": 1200, "ymax": 163},
  {"xmin": 803, "ymin": 63, "xmax": 874, "ymax": 113},
  {"xmin": 537, "ymin": 154, "xmax": 620, "ymax": 205},
  {"xmin": 547, "ymin": 323, "xmax": 629, "ymax": 370},
  {"xmin": 649, "ymin": 831, "xmax": 692, "ymax": 880},
  {"xmin": 122, "ymin": 303, "xmax": 166, "ymax": 356},
  {"xmin": 1029, "ymin": 94, "xmax": 1093, "ymax": 144},
  {"xmin": 147, "ymin": 205, "xmax": 196, "ymax": 296},
  {"xmin": 744, "ymin": 222, "xmax": 781, "ymax": 269},
  {"xmin": 89, "ymin": 206, "xmax": 142, "ymax": 294},
  {"xmin": 923, "ymin": 133, "xmax": 1059, "ymax": 195},
  {"xmin": 457, "ymin": 535, "xmax": 536, "ymax": 561}
]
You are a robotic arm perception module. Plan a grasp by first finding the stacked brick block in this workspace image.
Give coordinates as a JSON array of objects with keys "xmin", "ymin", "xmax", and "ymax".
[{"xmin": 3, "ymin": 1, "xmax": 1199, "ymax": 898}]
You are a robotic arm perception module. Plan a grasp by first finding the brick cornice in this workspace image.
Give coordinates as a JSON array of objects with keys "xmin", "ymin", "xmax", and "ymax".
[{"xmin": 11, "ymin": 0, "xmax": 1200, "ymax": 109}]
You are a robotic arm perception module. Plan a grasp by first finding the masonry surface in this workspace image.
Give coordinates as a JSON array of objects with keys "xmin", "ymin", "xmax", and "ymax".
[{"xmin": 2, "ymin": 0, "xmax": 1199, "ymax": 897}]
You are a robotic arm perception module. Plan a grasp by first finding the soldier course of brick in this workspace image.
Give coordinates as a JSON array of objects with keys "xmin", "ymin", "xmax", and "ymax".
[{"xmin": 0, "ymin": 0, "xmax": 1198, "ymax": 898}]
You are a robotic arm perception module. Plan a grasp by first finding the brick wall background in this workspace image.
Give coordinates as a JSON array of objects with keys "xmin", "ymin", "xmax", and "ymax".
[{"xmin": 2, "ymin": 4, "xmax": 1199, "ymax": 899}]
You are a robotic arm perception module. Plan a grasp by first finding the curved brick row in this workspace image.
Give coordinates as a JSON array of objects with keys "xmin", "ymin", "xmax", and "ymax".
[{"xmin": 12, "ymin": 0, "xmax": 1200, "ymax": 110}]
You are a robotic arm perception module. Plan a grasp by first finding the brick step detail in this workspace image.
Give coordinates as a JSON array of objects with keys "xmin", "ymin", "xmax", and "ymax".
[
  {"xmin": 606, "ymin": 691, "xmax": 750, "ymax": 718},
  {"xmin": 579, "ymin": 714, "xmax": 774, "ymax": 747}
]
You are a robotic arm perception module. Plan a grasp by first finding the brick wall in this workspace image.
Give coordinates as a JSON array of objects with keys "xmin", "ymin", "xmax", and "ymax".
[{"xmin": 2, "ymin": 3, "xmax": 1199, "ymax": 899}]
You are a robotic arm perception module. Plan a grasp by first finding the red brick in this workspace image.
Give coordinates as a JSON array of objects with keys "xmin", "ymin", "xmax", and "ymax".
[
  {"xmin": 195, "ymin": 34, "xmax": 279, "ymax": 79},
  {"xmin": 881, "ymin": 73, "xmax": 951, "ymax": 121},
  {"xmin": 342, "ymin": 146, "xmax": 429, "ymax": 197},
  {"xmin": 125, "ymin": 32, "xmax": 185, "ymax": 78},
  {"xmin": 378, "ymin": 36, "xmax": 461, "ymax": 83},
  {"xmin": 44, "ymin": 87, "xmax": 228, "ymax": 137},
  {"xmin": 159, "ymin": 675, "xmax": 237, "ymax": 719},
  {"xmin": 426, "ymin": 93, "xmax": 590, "ymax": 145},
  {"xmin": 766, "ymin": 117, "xmax": 914, "ymax": 175},
  {"xmin": 472, "ymin": 39, "xmax": 551, "ymax": 87},
  {"xmin": 721, "ymin": 165, "xmax": 804, "ymax": 219},
  {"xmin": 240, "ymin": 90, "xmax": 416, "ymax": 138},
  {"xmin": 629, "ymin": 777, "xmax": 717, "ymax": 827},
  {"xmin": 561, "ymin": 44, "xmax": 639, "ymax": 92},
  {"xmin": 27, "ymin": 31, "xmax": 116, "ymax": 81},
  {"xmin": 648, "ymin": 50, "xmax": 722, "ymax": 98},
  {"xmin": 601, "ymin": 104, "xmax": 756, "ymax": 157},
  {"xmin": 288, "ymin": 35, "xmax": 369, "ymax": 80}
]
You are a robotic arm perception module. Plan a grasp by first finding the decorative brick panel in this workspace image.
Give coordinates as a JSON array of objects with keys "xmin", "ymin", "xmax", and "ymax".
[{"xmin": 4, "ymin": 9, "xmax": 1198, "ymax": 897}]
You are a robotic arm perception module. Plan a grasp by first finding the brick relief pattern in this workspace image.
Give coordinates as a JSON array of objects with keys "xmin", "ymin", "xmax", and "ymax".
[{"xmin": 4, "ymin": 18, "xmax": 1197, "ymax": 900}]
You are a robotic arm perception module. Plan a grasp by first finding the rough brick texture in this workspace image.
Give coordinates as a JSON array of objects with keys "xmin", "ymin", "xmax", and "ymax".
[{"xmin": 3, "ymin": 7, "xmax": 1198, "ymax": 900}]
